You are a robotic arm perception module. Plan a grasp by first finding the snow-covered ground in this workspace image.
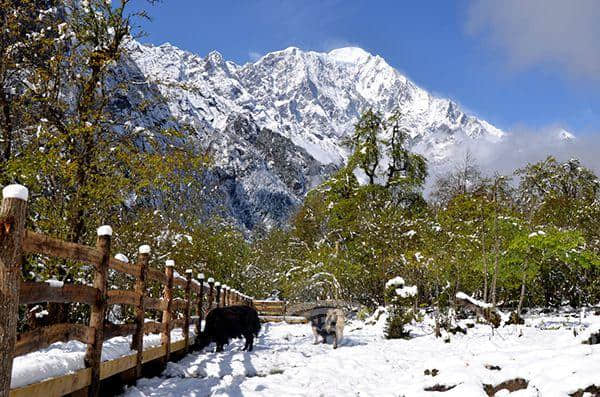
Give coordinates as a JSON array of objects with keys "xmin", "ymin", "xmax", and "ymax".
[{"xmin": 120, "ymin": 310, "xmax": 600, "ymax": 397}]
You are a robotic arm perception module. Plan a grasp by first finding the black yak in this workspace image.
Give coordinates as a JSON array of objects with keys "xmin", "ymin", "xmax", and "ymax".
[{"xmin": 196, "ymin": 305, "xmax": 261, "ymax": 352}]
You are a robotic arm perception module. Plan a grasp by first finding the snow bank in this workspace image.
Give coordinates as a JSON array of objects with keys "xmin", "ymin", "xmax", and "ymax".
[{"xmin": 11, "ymin": 327, "xmax": 195, "ymax": 389}]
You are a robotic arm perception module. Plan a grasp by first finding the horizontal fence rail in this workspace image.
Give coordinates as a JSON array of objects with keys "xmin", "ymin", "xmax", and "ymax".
[{"xmin": 0, "ymin": 184, "xmax": 254, "ymax": 397}]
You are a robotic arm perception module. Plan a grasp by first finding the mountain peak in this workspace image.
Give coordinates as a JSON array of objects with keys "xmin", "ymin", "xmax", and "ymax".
[
  {"xmin": 127, "ymin": 40, "xmax": 508, "ymax": 230},
  {"xmin": 207, "ymin": 50, "xmax": 224, "ymax": 64},
  {"xmin": 558, "ymin": 128, "xmax": 576, "ymax": 141},
  {"xmin": 328, "ymin": 47, "xmax": 372, "ymax": 64}
]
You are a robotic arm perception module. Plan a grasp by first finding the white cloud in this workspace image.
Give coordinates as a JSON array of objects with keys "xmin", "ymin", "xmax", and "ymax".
[
  {"xmin": 248, "ymin": 51, "xmax": 262, "ymax": 62},
  {"xmin": 446, "ymin": 126, "xmax": 600, "ymax": 178},
  {"xmin": 466, "ymin": 0, "xmax": 600, "ymax": 81}
]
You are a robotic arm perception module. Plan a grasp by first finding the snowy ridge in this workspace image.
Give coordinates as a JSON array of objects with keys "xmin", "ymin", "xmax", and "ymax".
[
  {"xmin": 128, "ymin": 42, "xmax": 504, "ymax": 166},
  {"xmin": 120, "ymin": 42, "xmax": 510, "ymax": 229}
]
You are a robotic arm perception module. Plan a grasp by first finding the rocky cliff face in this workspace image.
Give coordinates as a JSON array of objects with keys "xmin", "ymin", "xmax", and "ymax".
[{"xmin": 120, "ymin": 41, "xmax": 505, "ymax": 230}]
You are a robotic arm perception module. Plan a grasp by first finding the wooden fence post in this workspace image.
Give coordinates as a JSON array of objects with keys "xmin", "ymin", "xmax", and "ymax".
[
  {"xmin": 215, "ymin": 282, "xmax": 221, "ymax": 308},
  {"xmin": 161, "ymin": 260, "xmax": 174, "ymax": 365},
  {"xmin": 222, "ymin": 285, "xmax": 228, "ymax": 306},
  {"xmin": 207, "ymin": 278, "xmax": 214, "ymax": 312},
  {"xmin": 194, "ymin": 273, "xmax": 205, "ymax": 344},
  {"xmin": 131, "ymin": 244, "xmax": 150, "ymax": 379},
  {"xmin": 0, "ymin": 185, "xmax": 28, "ymax": 396},
  {"xmin": 183, "ymin": 269, "xmax": 192, "ymax": 353},
  {"xmin": 85, "ymin": 225, "xmax": 112, "ymax": 397}
]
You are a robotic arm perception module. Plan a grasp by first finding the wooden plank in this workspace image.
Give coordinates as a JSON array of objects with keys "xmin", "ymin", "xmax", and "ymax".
[
  {"xmin": 145, "ymin": 297, "xmax": 165, "ymax": 311},
  {"xmin": 22, "ymin": 230, "xmax": 102, "ymax": 265},
  {"xmin": 9, "ymin": 368, "xmax": 91, "ymax": 397},
  {"xmin": 19, "ymin": 282, "xmax": 99, "ymax": 306},
  {"xmin": 170, "ymin": 318, "xmax": 185, "ymax": 331},
  {"xmin": 171, "ymin": 298, "xmax": 187, "ymax": 312},
  {"xmin": 172, "ymin": 276, "xmax": 187, "ymax": 289},
  {"xmin": 85, "ymin": 231, "xmax": 111, "ymax": 397},
  {"xmin": 132, "ymin": 249, "xmax": 150, "ymax": 379},
  {"xmin": 108, "ymin": 257, "xmax": 141, "ymax": 278},
  {"xmin": 147, "ymin": 268, "xmax": 167, "ymax": 284},
  {"xmin": 106, "ymin": 289, "xmax": 139, "ymax": 306},
  {"xmin": 257, "ymin": 310, "xmax": 286, "ymax": 316},
  {"xmin": 143, "ymin": 321, "xmax": 165, "ymax": 335},
  {"xmin": 141, "ymin": 344, "xmax": 166, "ymax": 364},
  {"xmin": 259, "ymin": 315, "xmax": 308, "ymax": 324},
  {"xmin": 254, "ymin": 301, "xmax": 286, "ymax": 308},
  {"xmin": 0, "ymin": 192, "xmax": 28, "ymax": 396},
  {"xmin": 103, "ymin": 323, "xmax": 136, "ymax": 340},
  {"xmin": 99, "ymin": 353, "xmax": 137, "ymax": 380},
  {"xmin": 190, "ymin": 281, "xmax": 204, "ymax": 294},
  {"xmin": 15, "ymin": 324, "xmax": 95, "ymax": 357},
  {"xmin": 170, "ymin": 339, "xmax": 186, "ymax": 353},
  {"xmin": 161, "ymin": 265, "xmax": 174, "ymax": 364},
  {"xmin": 183, "ymin": 271, "xmax": 192, "ymax": 353}
]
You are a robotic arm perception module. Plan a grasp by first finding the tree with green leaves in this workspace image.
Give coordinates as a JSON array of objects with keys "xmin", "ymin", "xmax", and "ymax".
[
  {"xmin": 2, "ymin": 0, "xmax": 211, "ymax": 326},
  {"xmin": 347, "ymin": 109, "xmax": 427, "ymax": 206},
  {"xmin": 504, "ymin": 227, "xmax": 600, "ymax": 312}
]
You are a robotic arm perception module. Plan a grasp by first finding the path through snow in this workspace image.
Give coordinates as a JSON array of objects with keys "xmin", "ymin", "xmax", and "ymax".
[{"xmin": 120, "ymin": 312, "xmax": 600, "ymax": 397}]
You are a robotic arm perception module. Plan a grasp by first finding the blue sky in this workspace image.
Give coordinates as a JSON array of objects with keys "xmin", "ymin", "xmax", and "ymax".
[{"xmin": 130, "ymin": 0, "xmax": 600, "ymax": 135}]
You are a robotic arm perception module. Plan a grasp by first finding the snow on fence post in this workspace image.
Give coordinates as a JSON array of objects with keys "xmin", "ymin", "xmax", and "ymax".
[
  {"xmin": 132, "ymin": 244, "xmax": 150, "ymax": 378},
  {"xmin": 0, "ymin": 184, "xmax": 28, "ymax": 396},
  {"xmin": 195, "ymin": 273, "xmax": 206, "ymax": 345},
  {"xmin": 215, "ymin": 282, "xmax": 222, "ymax": 308},
  {"xmin": 161, "ymin": 260, "xmax": 175, "ymax": 365},
  {"xmin": 207, "ymin": 278, "xmax": 215, "ymax": 312},
  {"xmin": 183, "ymin": 269, "xmax": 193, "ymax": 353},
  {"xmin": 85, "ymin": 225, "xmax": 112, "ymax": 397}
]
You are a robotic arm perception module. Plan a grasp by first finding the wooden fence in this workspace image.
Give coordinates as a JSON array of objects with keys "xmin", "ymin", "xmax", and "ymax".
[
  {"xmin": 0, "ymin": 184, "xmax": 253, "ymax": 397},
  {"xmin": 252, "ymin": 301, "xmax": 306, "ymax": 324}
]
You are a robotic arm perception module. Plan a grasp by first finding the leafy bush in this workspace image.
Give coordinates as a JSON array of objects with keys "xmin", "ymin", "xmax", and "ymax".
[{"xmin": 384, "ymin": 277, "xmax": 417, "ymax": 339}]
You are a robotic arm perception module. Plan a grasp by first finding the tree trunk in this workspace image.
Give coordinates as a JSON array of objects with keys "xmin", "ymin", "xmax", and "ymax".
[
  {"xmin": 517, "ymin": 275, "xmax": 526, "ymax": 315},
  {"xmin": 491, "ymin": 239, "xmax": 500, "ymax": 307},
  {"xmin": 0, "ymin": 89, "xmax": 13, "ymax": 164},
  {"xmin": 482, "ymin": 204, "xmax": 488, "ymax": 302},
  {"xmin": 0, "ymin": 186, "xmax": 28, "ymax": 396}
]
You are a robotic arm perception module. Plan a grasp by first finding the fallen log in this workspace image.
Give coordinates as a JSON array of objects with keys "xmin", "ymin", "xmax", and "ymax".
[{"xmin": 455, "ymin": 292, "xmax": 502, "ymax": 328}]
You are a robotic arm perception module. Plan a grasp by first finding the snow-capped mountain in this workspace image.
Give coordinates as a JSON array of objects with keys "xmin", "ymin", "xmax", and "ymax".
[{"xmin": 121, "ymin": 42, "xmax": 506, "ymax": 229}]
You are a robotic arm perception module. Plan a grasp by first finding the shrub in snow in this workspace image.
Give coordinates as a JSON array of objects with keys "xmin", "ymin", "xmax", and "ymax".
[{"xmin": 384, "ymin": 276, "xmax": 417, "ymax": 339}]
